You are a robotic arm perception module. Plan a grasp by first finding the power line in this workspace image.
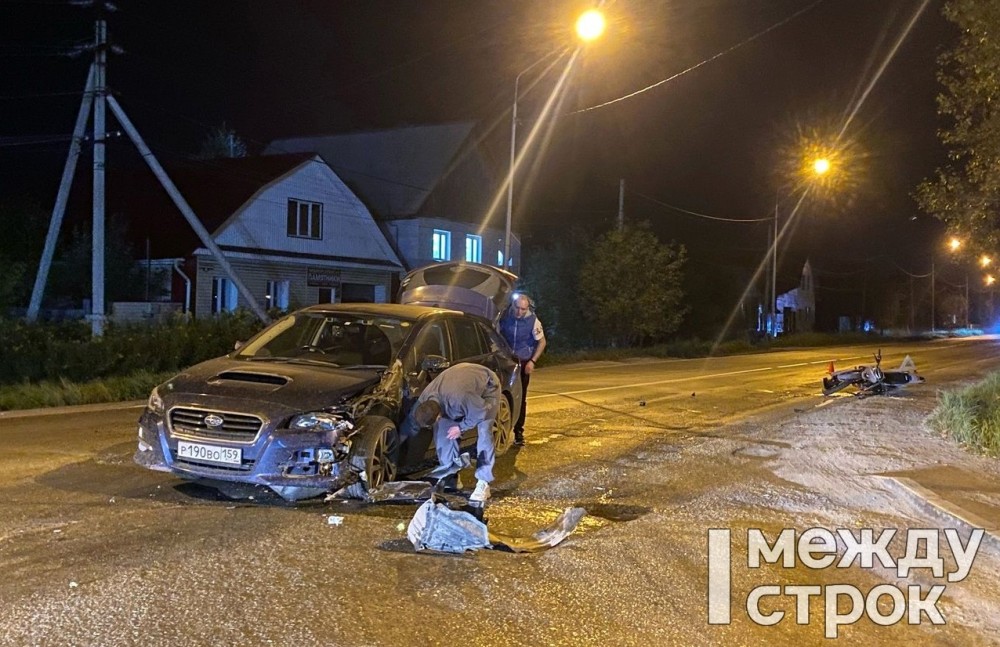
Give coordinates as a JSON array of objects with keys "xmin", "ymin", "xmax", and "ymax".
[
  {"xmin": 631, "ymin": 190, "xmax": 771, "ymax": 223},
  {"xmin": 570, "ymin": 0, "xmax": 826, "ymax": 114}
]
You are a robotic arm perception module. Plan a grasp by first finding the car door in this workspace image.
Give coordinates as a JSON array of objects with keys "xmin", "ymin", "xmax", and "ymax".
[{"xmin": 398, "ymin": 318, "xmax": 453, "ymax": 466}]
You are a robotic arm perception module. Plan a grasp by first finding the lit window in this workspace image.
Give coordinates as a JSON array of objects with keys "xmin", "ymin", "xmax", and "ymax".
[
  {"xmin": 211, "ymin": 277, "xmax": 238, "ymax": 314},
  {"xmin": 465, "ymin": 234, "xmax": 482, "ymax": 263},
  {"xmin": 287, "ymin": 198, "xmax": 323, "ymax": 240},
  {"xmin": 265, "ymin": 279, "xmax": 290, "ymax": 310},
  {"xmin": 432, "ymin": 229, "xmax": 451, "ymax": 261},
  {"xmin": 497, "ymin": 250, "xmax": 504, "ymax": 267}
]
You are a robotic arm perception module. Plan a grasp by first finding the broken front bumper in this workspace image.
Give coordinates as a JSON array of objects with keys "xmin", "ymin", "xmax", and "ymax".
[{"xmin": 133, "ymin": 408, "xmax": 359, "ymax": 494}]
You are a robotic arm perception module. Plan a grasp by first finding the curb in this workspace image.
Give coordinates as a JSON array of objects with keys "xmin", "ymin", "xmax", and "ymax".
[
  {"xmin": 0, "ymin": 400, "xmax": 145, "ymax": 421},
  {"xmin": 877, "ymin": 475, "xmax": 1000, "ymax": 553}
]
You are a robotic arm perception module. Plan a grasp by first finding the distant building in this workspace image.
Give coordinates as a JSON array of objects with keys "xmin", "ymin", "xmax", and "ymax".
[
  {"xmin": 264, "ymin": 122, "xmax": 517, "ymax": 272},
  {"xmin": 776, "ymin": 259, "xmax": 816, "ymax": 334}
]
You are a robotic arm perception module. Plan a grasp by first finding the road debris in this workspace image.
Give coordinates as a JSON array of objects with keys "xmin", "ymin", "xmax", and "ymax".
[
  {"xmin": 326, "ymin": 515, "xmax": 344, "ymax": 526},
  {"xmin": 406, "ymin": 498, "xmax": 587, "ymax": 554}
]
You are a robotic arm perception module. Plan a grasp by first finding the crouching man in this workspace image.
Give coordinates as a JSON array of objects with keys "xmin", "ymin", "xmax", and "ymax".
[{"xmin": 410, "ymin": 362, "xmax": 500, "ymax": 503}]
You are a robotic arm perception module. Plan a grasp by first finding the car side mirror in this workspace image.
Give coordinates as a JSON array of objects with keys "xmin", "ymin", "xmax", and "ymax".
[{"xmin": 420, "ymin": 355, "xmax": 450, "ymax": 374}]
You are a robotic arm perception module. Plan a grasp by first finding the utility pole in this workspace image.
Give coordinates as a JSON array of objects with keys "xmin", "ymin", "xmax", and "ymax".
[
  {"xmin": 27, "ymin": 6, "xmax": 270, "ymax": 330},
  {"xmin": 771, "ymin": 201, "xmax": 778, "ymax": 337},
  {"xmin": 26, "ymin": 65, "xmax": 95, "ymax": 322},
  {"xmin": 909, "ymin": 275, "xmax": 914, "ymax": 333},
  {"xmin": 931, "ymin": 258, "xmax": 935, "ymax": 335},
  {"xmin": 617, "ymin": 178, "xmax": 624, "ymax": 231},
  {"xmin": 91, "ymin": 16, "xmax": 108, "ymax": 336},
  {"xmin": 965, "ymin": 273, "xmax": 970, "ymax": 329}
]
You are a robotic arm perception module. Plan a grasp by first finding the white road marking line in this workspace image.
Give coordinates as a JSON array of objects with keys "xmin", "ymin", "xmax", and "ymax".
[{"xmin": 529, "ymin": 366, "xmax": 774, "ymax": 400}]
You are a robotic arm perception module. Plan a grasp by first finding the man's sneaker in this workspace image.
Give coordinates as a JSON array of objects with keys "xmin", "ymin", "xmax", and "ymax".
[
  {"xmin": 469, "ymin": 480, "xmax": 491, "ymax": 503},
  {"xmin": 514, "ymin": 430, "xmax": 525, "ymax": 445}
]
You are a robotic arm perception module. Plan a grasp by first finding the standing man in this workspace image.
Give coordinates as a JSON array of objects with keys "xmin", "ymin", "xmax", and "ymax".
[
  {"xmin": 498, "ymin": 294, "xmax": 546, "ymax": 445},
  {"xmin": 409, "ymin": 363, "xmax": 500, "ymax": 503}
]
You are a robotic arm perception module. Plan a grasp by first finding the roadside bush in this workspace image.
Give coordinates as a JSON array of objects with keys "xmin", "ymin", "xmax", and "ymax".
[
  {"xmin": 928, "ymin": 372, "xmax": 1000, "ymax": 456},
  {"xmin": 0, "ymin": 311, "xmax": 265, "ymax": 386}
]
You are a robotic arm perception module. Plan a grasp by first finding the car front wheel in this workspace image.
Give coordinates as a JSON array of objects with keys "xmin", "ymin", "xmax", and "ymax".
[
  {"xmin": 345, "ymin": 415, "xmax": 399, "ymax": 498},
  {"xmin": 492, "ymin": 394, "xmax": 514, "ymax": 455}
]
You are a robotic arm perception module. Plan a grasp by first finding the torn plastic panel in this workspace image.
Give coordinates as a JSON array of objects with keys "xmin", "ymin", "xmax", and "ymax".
[{"xmin": 407, "ymin": 498, "xmax": 587, "ymax": 554}]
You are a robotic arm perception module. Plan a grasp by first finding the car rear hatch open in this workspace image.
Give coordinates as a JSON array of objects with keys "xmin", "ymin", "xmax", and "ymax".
[{"xmin": 398, "ymin": 261, "xmax": 517, "ymax": 323}]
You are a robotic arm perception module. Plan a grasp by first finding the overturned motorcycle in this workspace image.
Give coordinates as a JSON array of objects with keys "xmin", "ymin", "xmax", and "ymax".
[{"xmin": 821, "ymin": 350, "xmax": 925, "ymax": 397}]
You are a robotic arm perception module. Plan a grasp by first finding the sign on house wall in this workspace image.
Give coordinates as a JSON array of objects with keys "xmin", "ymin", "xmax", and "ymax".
[{"xmin": 307, "ymin": 268, "xmax": 342, "ymax": 288}]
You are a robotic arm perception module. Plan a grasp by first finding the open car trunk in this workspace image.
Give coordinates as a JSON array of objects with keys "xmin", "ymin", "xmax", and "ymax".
[{"xmin": 398, "ymin": 261, "xmax": 518, "ymax": 323}]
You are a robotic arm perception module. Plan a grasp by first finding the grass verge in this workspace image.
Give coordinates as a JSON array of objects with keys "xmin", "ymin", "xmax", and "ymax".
[
  {"xmin": 0, "ymin": 370, "xmax": 174, "ymax": 412},
  {"xmin": 928, "ymin": 371, "xmax": 1000, "ymax": 457}
]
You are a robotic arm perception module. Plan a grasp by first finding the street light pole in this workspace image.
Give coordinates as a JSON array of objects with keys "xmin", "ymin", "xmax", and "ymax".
[
  {"xmin": 771, "ymin": 200, "xmax": 778, "ymax": 337},
  {"xmin": 503, "ymin": 71, "xmax": 524, "ymax": 269},
  {"xmin": 502, "ymin": 9, "xmax": 605, "ymax": 271}
]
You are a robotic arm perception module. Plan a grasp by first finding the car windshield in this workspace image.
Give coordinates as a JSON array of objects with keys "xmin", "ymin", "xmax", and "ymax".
[{"xmin": 234, "ymin": 311, "xmax": 412, "ymax": 368}]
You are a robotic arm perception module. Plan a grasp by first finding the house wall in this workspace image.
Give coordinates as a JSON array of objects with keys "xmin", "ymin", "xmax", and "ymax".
[
  {"xmin": 214, "ymin": 160, "xmax": 401, "ymax": 264},
  {"xmin": 183, "ymin": 158, "xmax": 402, "ymax": 317},
  {"xmin": 193, "ymin": 255, "xmax": 394, "ymax": 316},
  {"xmin": 383, "ymin": 216, "xmax": 519, "ymax": 272}
]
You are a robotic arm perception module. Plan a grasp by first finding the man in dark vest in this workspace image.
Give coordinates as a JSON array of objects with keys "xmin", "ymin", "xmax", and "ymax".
[{"xmin": 498, "ymin": 294, "xmax": 547, "ymax": 445}]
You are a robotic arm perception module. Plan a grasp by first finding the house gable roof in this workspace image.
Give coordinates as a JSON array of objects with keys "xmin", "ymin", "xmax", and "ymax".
[
  {"xmin": 113, "ymin": 153, "xmax": 318, "ymax": 258},
  {"xmin": 264, "ymin": 122, "xmax": 493, "ymax": 221}
]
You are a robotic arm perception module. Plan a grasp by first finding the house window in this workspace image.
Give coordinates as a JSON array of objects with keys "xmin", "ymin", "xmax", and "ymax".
[
  {"xmin": 265, "ymin": 279, "xmax": 290, "ymax": 311},
  {"xmin": 465, "ymin": 234, "xmax": 482, "ymax": 263},
  {"xmin": 318, "ymin": 288, "xmax": 336, "ymax": 303},
  {"xmin": 287, "ymin": 198, "xmax": 322, "ymax": 240},
  {"xmin": 211, "ymin": 277, "xmax": 238, "ymax": 314},
  {"xmin": 432, "ymin": 229, "xmax": 451, "ymax": 261}
]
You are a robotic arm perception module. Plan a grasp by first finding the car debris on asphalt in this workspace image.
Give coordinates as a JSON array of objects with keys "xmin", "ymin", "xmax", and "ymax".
[{"xmin": 406, "ymin": 498, "xmax": 587, "ymax": 554}]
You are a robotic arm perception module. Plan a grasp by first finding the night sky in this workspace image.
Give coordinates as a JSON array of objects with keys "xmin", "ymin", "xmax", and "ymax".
[{"xmin": 1, "ymin": 0, "xmax": 959, "ymax": 325}]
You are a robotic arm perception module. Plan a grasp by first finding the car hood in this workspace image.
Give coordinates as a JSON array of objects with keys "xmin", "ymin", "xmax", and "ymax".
[
  {"xmin": 158, "ymin": 356, "xmax": 382, "ymax": 414},
  {"xmin": 398, "ymin": 261, "xmax": 517, "ymax": 323}
]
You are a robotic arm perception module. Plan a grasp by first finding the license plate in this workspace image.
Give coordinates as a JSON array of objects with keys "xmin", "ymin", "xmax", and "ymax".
[{"xmin": 176, "ymin": 441, "xmax": 242, "ymax": 466}]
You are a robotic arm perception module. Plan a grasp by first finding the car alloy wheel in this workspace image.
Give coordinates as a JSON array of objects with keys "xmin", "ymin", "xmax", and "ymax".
[
  {"xmin": 492, "ymin": 395, "xmax": 514, "ymax": 454},
  {"xmin": 346, "ymin": 415, "xmax": 399, "ymax": 498}
]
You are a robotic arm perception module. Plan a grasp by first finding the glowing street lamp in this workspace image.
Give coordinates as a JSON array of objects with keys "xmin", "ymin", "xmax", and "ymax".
[
  {"xmin": 769, "ymin": 154, "xmax": 835, "ymax": 336},
  {"xmin": 981, "ymin": 254, "xmax": 992, "ymax": 268},
  {"xmin": 503, "ymin": 9, "xmax": 606, "ymax": 269},
  {"xmin": 986, "ymin": 275, "xmax": 996, "ymax": 286},
  {"xmin": 949, "ymin": 237, "xmax": 962, "ymax": 252},
  {"xmin": 576, "ymin": 9, "xmax": 606, "ymax": 41}
]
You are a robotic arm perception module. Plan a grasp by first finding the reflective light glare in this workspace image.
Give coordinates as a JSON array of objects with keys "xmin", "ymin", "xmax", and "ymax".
[
  {"xmin": 812, "ymin": 158, "xmax": 831, "ymax": 175},
  {"xmin": 949, "ymin": 237, "xmax": 962, "ymax": 252},
  {"xmin": 576, "ymin": 9, "xmax": 606, "ymax": 41}
]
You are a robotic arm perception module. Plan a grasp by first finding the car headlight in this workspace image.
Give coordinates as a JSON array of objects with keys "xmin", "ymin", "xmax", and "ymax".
[
  {"xmin": 289, "ymin": 413, "xmax": 354, "ymax": 436},
  {"xmin": 147, "ymin": 386, "xmax": 165, "ymax": 415}
]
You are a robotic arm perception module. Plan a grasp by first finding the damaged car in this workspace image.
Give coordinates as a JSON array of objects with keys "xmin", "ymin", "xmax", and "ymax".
[{"xmin": 134, "ymin": 262, "xmax": 522, "ymax": 501}]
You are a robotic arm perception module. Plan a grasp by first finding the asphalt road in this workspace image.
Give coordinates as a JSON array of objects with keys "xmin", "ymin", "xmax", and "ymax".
[{"xmin": 1, "ymin": 338, "xmax": 999, "ymax": 646}]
